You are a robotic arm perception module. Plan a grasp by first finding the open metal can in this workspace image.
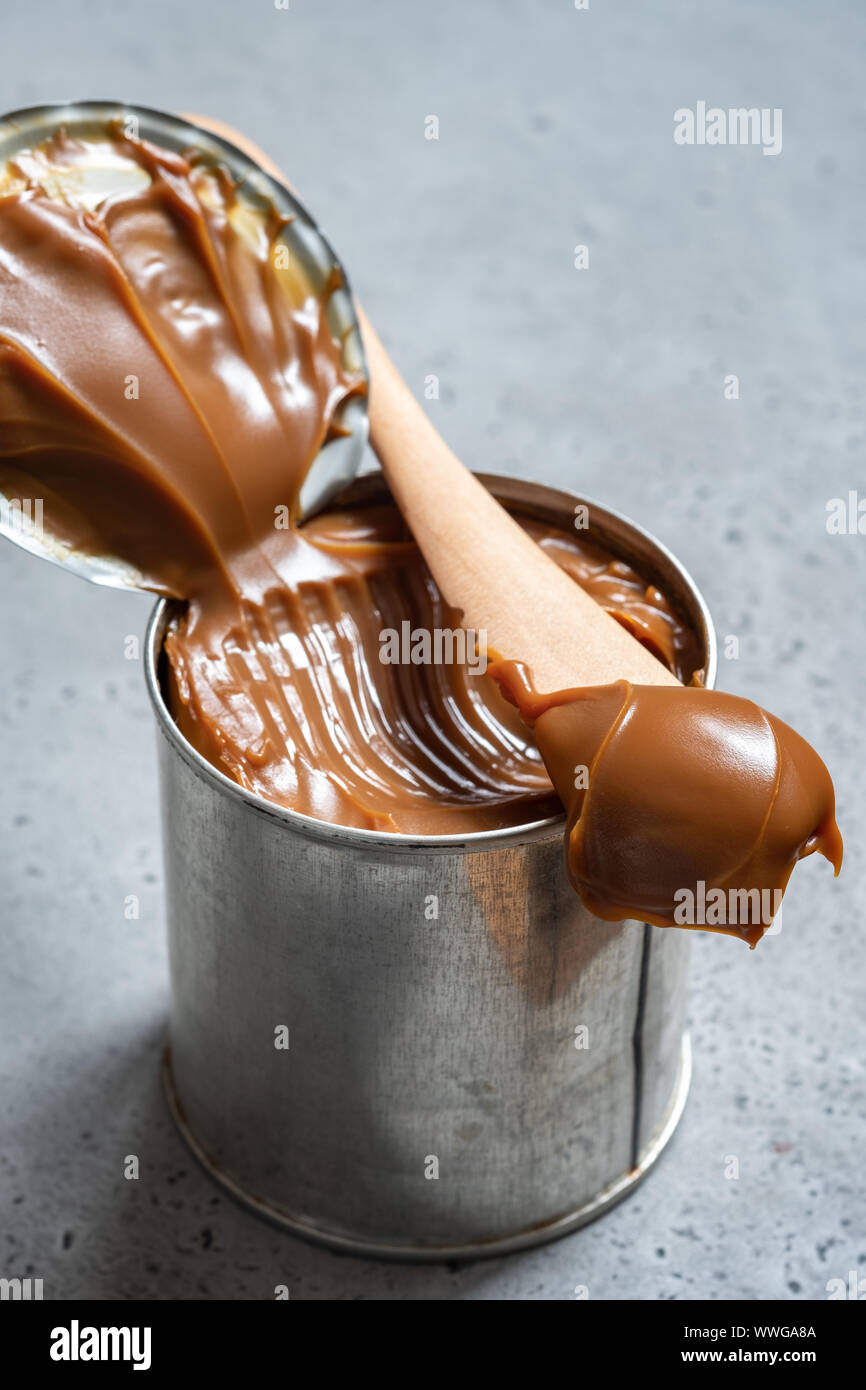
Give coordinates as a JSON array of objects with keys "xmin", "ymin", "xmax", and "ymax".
[{"xmin": 145, "ymin": 473, "xmax": 716, "ymax": 1261}]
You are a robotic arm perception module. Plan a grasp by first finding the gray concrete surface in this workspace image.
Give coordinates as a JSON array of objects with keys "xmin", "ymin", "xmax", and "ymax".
[{"xmin": 1, "ymin": 0, "xmax": 863, "ymax": 1301}]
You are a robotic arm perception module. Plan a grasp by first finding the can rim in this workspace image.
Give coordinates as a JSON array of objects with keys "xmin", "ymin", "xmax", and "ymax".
[{"xmin": 144, "ymin": 473, "xmax": 717, "ymax": 853}]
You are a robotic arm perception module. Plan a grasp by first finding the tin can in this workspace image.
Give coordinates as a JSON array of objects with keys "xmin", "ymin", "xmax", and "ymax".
[{"xmin": 145, "ymin": 474, "xmax": 716, "ymax": 1260}]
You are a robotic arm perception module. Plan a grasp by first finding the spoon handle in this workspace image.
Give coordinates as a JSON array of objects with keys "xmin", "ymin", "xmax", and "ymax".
[{"xmin": 358, "ymin": 306, "xmax": 677, "ymax": 692}]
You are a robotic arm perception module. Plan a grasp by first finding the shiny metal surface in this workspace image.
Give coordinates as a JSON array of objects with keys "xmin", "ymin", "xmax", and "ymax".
[
  {"xmin": 0, "ymin": 100, "xmax": 368, "ymax": 590},
  {"xmin": 161, "ymin": 1037, "xmax": 693, "ymax": 1261},
  {"xmin": 145, "ymin": 475, "xmax": 716, "ymax": 1259}
]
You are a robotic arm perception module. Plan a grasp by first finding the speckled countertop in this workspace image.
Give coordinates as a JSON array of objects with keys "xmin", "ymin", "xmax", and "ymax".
[{"xmin": 1, "ymin": 0, "xmax": 863, "ymax": 1300}]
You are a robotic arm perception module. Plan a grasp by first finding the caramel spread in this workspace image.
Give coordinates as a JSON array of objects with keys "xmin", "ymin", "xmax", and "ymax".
[
  {"xmin": 489, "ymin": 664, "xmax": 843, "ymax": 946},
  {"xmin": 166, "ymin": 500, "xmax": 701, "ymax": 832},
  {"xmin": 0, "ymin": 125, "xmax": 842, "ymax": 943},
  {"xmin": 0, "ymin": 127, "xmax": 360, "ymax": 593}
]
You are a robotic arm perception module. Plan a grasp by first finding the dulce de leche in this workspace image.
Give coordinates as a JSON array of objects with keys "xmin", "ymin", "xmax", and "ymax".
[{"xmin": 0, "ymin": 124, "xmax": 842, "ymax": 947}]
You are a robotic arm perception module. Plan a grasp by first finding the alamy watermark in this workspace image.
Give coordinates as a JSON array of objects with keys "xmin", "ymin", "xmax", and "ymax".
[
  {"xmin": 379, "ymin": 622, "xmax": 487, "ymax": 676},
  {"xmin": 0, "ymin": 496, "xmax": 44, "ymax": 538},
  {"xmin": 0, "ymin": 1276, "xmax": 43, "ymax": 1300},
  {"xmin": 826, "ymin": 491, "xmax": 866, "ymax": 535},
  {"xmin": 674, "ymin": 103, "xmax": 782, "ymax": 157},
  {"xmin": 826, "ymin": 1271, "xmax": 866, "ymax": 1300},
  {"xmin": 49, "ymin": 1321, "xmax": 151, "ymax": 1371},
  {"xmin": 673, "ymin": 880, "xmax": 782, "ymax": 928}
]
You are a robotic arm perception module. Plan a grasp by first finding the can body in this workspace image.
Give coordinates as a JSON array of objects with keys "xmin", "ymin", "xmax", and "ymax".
[{"xmin": 147, "ymin": 476, "xmax": 715, "ymax": 1259}]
